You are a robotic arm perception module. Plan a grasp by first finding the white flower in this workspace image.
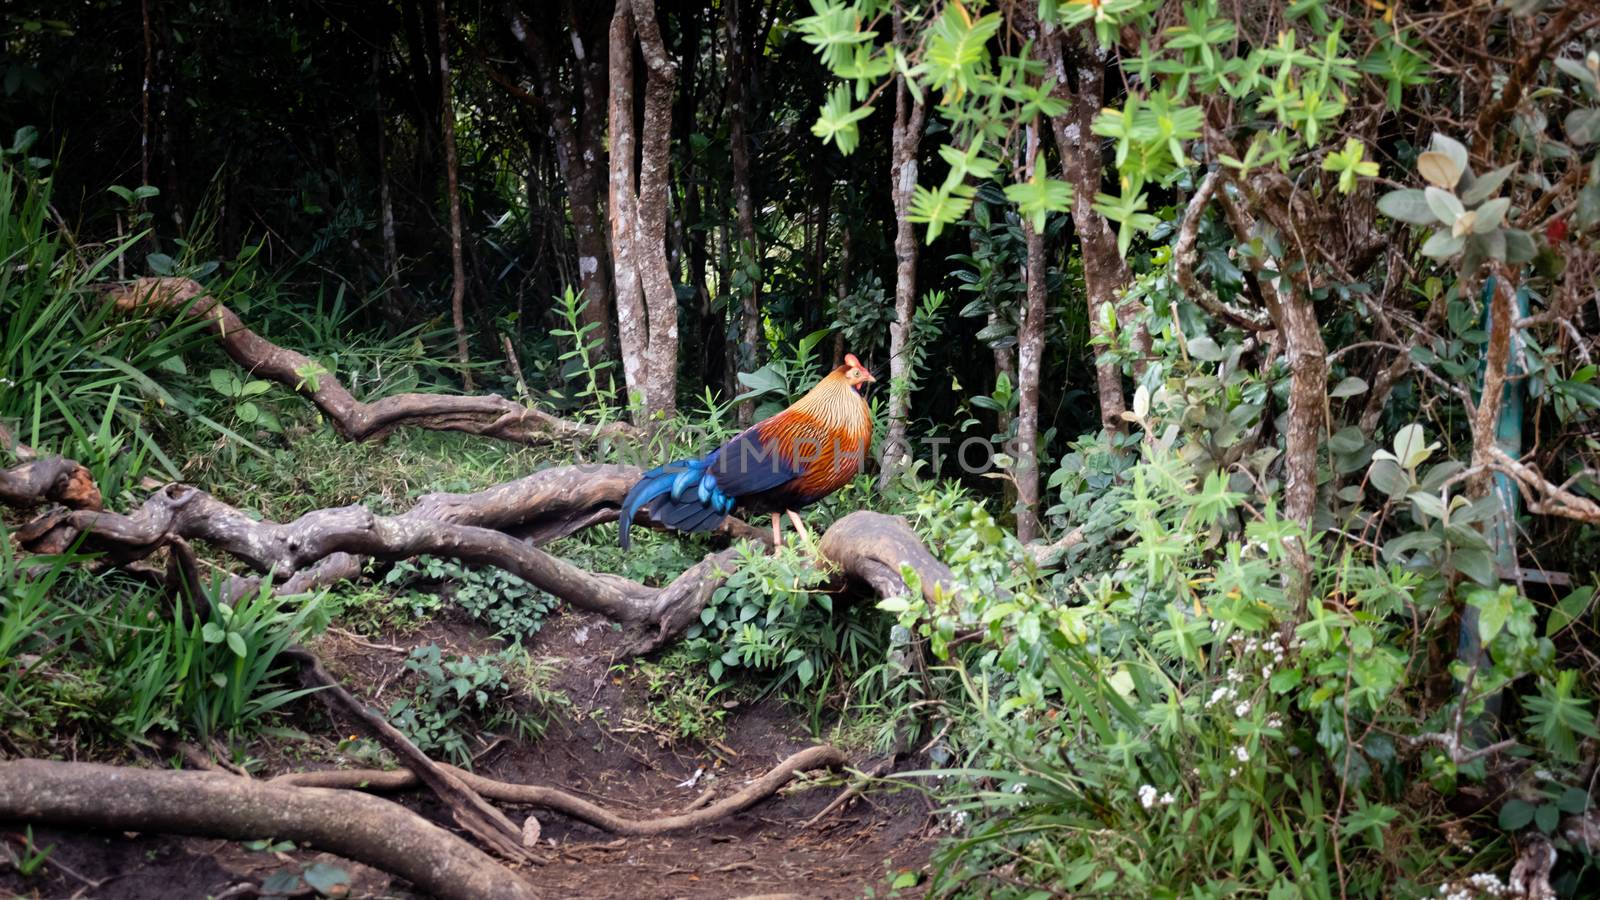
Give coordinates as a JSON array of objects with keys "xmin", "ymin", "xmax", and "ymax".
[
  {"xmin": 1011, "ymin": 783, "xmax": 1025, "ymax": 794},
  {"xmin": 1266, "ymin": 713, "xmax": 1284, "ymax": 728},
  {"xmin": 1138, "ymin": 784, "xmax": 1158, "ymax": 809},
  {"xmin": 1159, "ymin": 791, "xmax": 1175, "ymax": 805},
  {"xmin": 1234, "ymin": 700, "xmax": 1251, "ymax": 718},
  {"xmin": 1234, "ymin": 744, "xmax": 1250, "ymax": 762}
]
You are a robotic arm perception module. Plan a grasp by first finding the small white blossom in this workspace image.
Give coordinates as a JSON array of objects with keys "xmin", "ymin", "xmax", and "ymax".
[
  {"xmin": 1138, "ymin": 784, "xmax": 1159, "ymax": 809},
  {"xmin": 1234, "ymin": 744, "xmax": 1250, "ymax": 762},
  {"xmin": 1234, "ymin": 700, "xmax": 1252, "ymax": 718},
  {"xmin": 1159, "ymin": 791, "xmax": 1175, "ymax": 805}
]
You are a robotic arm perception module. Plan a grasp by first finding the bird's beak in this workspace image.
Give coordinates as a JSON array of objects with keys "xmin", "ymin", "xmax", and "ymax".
[{"xmin": 863, "ymin": 370, "xmax": 878, "ymax": 384}]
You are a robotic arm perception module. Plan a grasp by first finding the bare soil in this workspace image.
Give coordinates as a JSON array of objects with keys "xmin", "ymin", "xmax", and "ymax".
[{"xmin": 1, "ymin": 606, "xmax": 938, "ymax": 899}]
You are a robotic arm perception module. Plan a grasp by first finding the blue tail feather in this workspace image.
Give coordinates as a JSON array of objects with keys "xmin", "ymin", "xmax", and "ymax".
[{"xmin": 619, "ymin": 458, "xmax": 734, "ymax": 548}]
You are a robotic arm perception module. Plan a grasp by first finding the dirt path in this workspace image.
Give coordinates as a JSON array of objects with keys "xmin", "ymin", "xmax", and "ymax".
[{"xmin": 1, "ymin": 609, "xmax": 937, "ymax": 899}]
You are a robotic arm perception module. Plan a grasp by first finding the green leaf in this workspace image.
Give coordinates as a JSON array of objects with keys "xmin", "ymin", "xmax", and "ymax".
[
  {"xmin": 1502, "ymin": 229, "xmax": 1536, "ymax": 263},
  {"xmin": 1499, "ymin": 799, "xmax": 1535, "ymax": 830},
  {"xmin": 235, "ymin": 401, "xmax": 259, "ymax": 423},
  {"xmin": 1377, "ymin": 189, "xmax": 1437, "ymax": 224},
  {"xmin": 1461, "ymin": 163, "xmax": 1515, "ymax": 206},
  {"xmin": 202, "ymin": 623, "xmax": 226, "ymax": 644},
  {"xmin": 1368, "ymin": 459, "xmax": 1412, "ymax": 498},
  {"xmin": 302, "ymin": 862, "xmax": 352, "ymax": 897},
  {"xmin": 1392, "ymin": 423, "xmax": 1437, "ymax": 469},
  {"xmin": 1329, "ymin": 376, "xmax": 1368, "ymax": 398},
  {"xmin": 1424, "ymin": 187, "xmax": 1464, "ymax": 225},
  {"xmin": 1566, "ymin": 108, "xmax": 1600, "ymax": 146},
  {"xmin": 1421, "ymin": 230, "xmax": 1463, "ymax": 259},
  {"xmin": 1547, "ymin": 585, "xmax": 1594, "ymax": 637},
  {"xmin": 226, "ymin": 631, "xmax": 247, "ymax": 658},
  {"xmin": 1470, "ymin": 586, "xmax": 1516, "ymax": 644},
  {"xmin": 1535, "ymin": 803, "xmax": 1560, "ymax": 833},
  {"xmin": 811, "ymin": 84, "xmax": 874, "ymax": 155},
  {"xmin": 1473, "ymin": 197, "xmax": 1511, "ymax": 233},
  {"xmin": 1559, "ymin": 787, "xmax": 1590, "ymax": 815},
  {"xmin": 1002, "ymin": 155, "xmax": 1074, "ymax": 232},
  {"xmin": 208, "ymin": 368, "xmax": 235, "ymax": 397}
]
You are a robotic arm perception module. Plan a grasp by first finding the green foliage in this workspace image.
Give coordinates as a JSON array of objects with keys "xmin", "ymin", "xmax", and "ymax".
[
  {"xmin": 548, "ymin": 286, "xmax": 620, "ymax": 415},
  {"xmin": 384, "ymin": 556, "xmax": 558, "ymax": 641},
  {"xmin": 0, "ymin": 165, "xmax": 203, "ymax": 498},
  {"xmin": 385, "ymin": 644, "xmax": 560, "ymax": 767},
  {"xmin": 625, "ymin": 651, "xmax": 736, "ymax": 743},
  {"xmin": 0, "ymin": 532, "xmax": 326, "ymax": 750},
  {"xmin": 684, "ymin": 542, "xmax": 888, "ymax": 699}
]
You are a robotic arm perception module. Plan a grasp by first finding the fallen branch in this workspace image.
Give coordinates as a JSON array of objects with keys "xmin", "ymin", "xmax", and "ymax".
[
  {"xmin": 284, "ymin": 647, "xmax": 536, "ymax": 864},
  {"xmin": 272, "ymin": 744, "xmax": 848, "ymax": 835},
  {"xmin": 0, "ymin": 759, "xmax": 539, "ymax": 900},
  {"xmin": 107, "ymin": 277, "xmax": 636, "ymax": 447}
]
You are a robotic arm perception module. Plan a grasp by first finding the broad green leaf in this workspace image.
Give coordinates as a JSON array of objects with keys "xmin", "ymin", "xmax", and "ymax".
[
  {"xmin": 1377, "ymin": 189, "xmax": 1437, "ymax": 224},
  {"xmin": 1461, "ymin": 163, "xmax": 1515, "ymax": 206},
  {"xmin": 1424, "ymin": 186, "xmax": 1464, "ymax": 225},
  {"xmin": 1329, "ymin": 376, "xmax": 1368, "ymax": 398}
]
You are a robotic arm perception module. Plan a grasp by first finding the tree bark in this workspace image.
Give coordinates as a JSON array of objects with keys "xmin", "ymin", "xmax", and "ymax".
[
  {"xmin": 1041, "ymin": 27, "xmax": 1133, "ymax": 432},
  {"xmin": 631, "ymin": 0, "xmax": 679, "ymax": 420},
  {"xmin": 509, "ymin": 8, "xmax": 615, "ymax": 361},
  {"xmin": 882, "ymin": 13, "xmax": 927, "ymax": 485},
  {"xmin": 1014, "ymin": 128, "xmax": 1047, "ymax": 541},
  {"xmin": 436, "ymin": 0, "xmax": 472, "ymax": 390},
  {"xmin": 727, "ymin": 0, "xmax": 762, "ymax": 426},
  {"xmin": 608, "ymin": 0, "xmax": 678, "ymax": 422},
  {"xmin": 0, "ymin": 760, "xmax": 539, "ymax": 900}
]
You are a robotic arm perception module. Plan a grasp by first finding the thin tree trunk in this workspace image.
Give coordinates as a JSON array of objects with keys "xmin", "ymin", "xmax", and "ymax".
[
  {"xmin": 882, "ymin": 22, "xmax": 927, "ymax": 486},
  {"xmin": 608, "ymin": 3, "xmax": 650, "ymax": 422},
  {"xmin": 374, "ymin": 50, "xmax": 409, "ymax": 313},
  {"xmin": 436, "ymin": 0, "xmax": 472, "ymax": 390},
  {"xmin": 832, "ymin": 221, "xmax": 852, "ymax": 367},
  {"xmin": 631, "ymin": 0, "xmax": 679, "ymax": 420},
  {"xmin": 1014, "ymin": 127, "xmax": 1047, "ymax": 541},
  {"xmin": 510, "ymin": 10, "xmax": 614, "ymax": 361},
  {"xmin": 727, "ymin": 0, "xmax": 761, "ymax": 426},
  {"xmin": 1041, "ymin": 26, "xmax": 1132, "ymax": 432}
]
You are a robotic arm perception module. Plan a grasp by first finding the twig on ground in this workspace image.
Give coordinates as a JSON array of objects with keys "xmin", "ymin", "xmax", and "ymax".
[{"xmin": 271, "ymin": 744, "xmax": 848, "ymax": 835}]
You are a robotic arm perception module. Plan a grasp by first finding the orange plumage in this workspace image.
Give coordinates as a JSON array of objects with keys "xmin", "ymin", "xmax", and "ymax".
[{"xmin": 619, "ymin": 355, "xmax": 875, "ymax": 547}]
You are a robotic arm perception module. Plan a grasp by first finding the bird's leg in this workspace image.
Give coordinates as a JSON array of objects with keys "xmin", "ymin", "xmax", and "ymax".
[
  {"xmin": 771, "ymin": 512, "xmax": 782, "ymax": 550},
  {"xmin": 786, "ymin": 509, "xmax": 816, "ymax": 553}
]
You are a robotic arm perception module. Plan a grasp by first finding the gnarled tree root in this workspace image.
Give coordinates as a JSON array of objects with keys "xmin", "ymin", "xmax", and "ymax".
[
  {"xmin": 4, "ymin": 456, "xmax": 954, "ymax": 651},
  {"xmin": 272, "ymin": 744, "xmax": 848, "ymax": 835},
  {"xmin": 107, "ymin": 276, "xmax": 636, "ymax": 447},
  {"xmin": 0, "ymin": 759, "xmax": 539, "ymax": 900}
]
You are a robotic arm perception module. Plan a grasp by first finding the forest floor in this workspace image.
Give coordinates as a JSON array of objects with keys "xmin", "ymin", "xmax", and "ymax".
[{"xmin": 1, "ymin": 600, "xmax": 938, "ymax": 899}]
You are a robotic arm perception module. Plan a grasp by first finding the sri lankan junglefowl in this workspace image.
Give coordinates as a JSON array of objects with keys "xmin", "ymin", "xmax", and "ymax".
[{"xmin": 619, "ymin": 354, "xmax": 876, "ymax": 549}]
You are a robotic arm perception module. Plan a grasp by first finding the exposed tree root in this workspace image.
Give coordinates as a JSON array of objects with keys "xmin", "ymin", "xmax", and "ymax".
[
  {"xmin": 107, "ymin": 276, "xmax": 637, "ymax": 447},
  {"xmin": 284, "ymin": 647, "xmax": 536, "ymax": 864},
  {"xmin": 272, "ymin": 745, "xmax": 849, "ymax": 835},
  {"xmin": 4, "ymin": 457, "xmax": 952, "ymax": 651},
  {"xmin": 0, "ymin": 759, "xmax": 540, "ymax": 900}
]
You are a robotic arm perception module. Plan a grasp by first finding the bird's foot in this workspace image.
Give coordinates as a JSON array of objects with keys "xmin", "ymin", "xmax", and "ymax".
[{"xmin": 785, "ymin": 509, "xmax": 817, "ymax": 556}]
